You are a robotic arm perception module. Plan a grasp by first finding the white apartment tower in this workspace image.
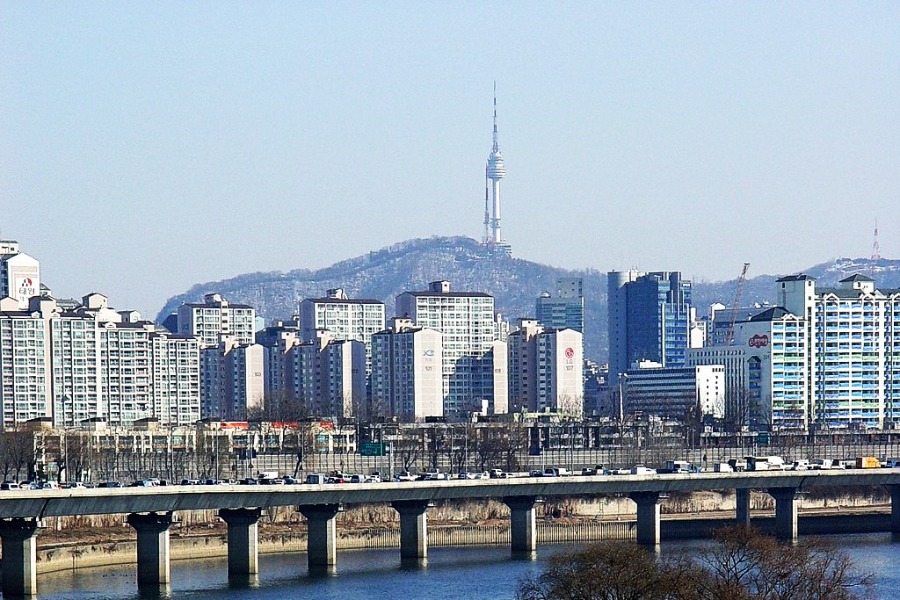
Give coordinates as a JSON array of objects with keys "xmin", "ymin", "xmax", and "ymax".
[
  {"xmin": 507, "ymin": 319, "xmax": 542, "ymax": 412},
  {"xmin": 0, "ymin": 241, "xmax": 40, "ymax": 309},
  {"xmin": 536, "ymin": 328, "xmax": 584, "ymax": 415},
  {"xmin": 177, "ymin": 293, "xmax": 256, "ymax": 347},
  {"xmin": 281, "ymin": 330, "xmax": 367, "ymax": 419},
  {"xmin": 396, "ymin": 281, "xmax": 507, "ymax": 415},
  {"xmin": 299, "ymin": 289, "xmax": 385, "ymax": 369},
  {"xmin": 370, "ymin": 319, "xmax": 444, "ymax": 421},
  {"xmin": 0, "ymin": 297, "xmax": 52, "ymax": 427},
  {"xmin": 508, "ymin": 319, "xmax": 583, "ymax": 414},
  {"xmin": 1, "ymin": 293, "xmax": 201, "ymax": 429},
  {"xmin": 200, "ymin": 338, "xmax": 265, "ymax": 421}
]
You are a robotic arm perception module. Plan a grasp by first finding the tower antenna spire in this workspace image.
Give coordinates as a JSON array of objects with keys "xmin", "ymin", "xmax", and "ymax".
[
  {"xmin": 492, "ymin": 81, "xmax": 499, "ymax": 153},
  {"xmin": 482, "ymin": 82, "xmax": 509, "ymax": 254}
]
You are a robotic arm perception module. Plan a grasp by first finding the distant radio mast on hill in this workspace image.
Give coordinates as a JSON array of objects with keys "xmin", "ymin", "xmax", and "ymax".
[
  {"xmin": 482, "ymin": 82, "xmax": 511, "ymax": 255},
  {"xmin": 872, "ymin": 218, "xmax": 881, "ymax": 261}
]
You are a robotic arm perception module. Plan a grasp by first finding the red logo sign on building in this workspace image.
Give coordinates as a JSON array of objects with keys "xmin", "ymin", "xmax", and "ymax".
[{"xmin": 748, "ymin": 334, "xmax": 769, "ymax": 348}]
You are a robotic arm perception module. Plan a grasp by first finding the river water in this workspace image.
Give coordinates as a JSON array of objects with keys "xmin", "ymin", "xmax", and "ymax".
[{"xmin": 36, "ymin": 533, "xmax": 900, "ymax": 599}]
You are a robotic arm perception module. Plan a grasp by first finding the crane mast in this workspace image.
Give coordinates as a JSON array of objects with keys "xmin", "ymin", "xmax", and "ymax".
[{"xmin": 725, "ymin": 263, "xmax": 751, "ymax": 345}]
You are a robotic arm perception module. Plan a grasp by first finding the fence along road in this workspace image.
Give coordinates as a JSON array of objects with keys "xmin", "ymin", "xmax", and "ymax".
[{"xmin": 0, "ymin": 470, "xmax": 899, "ymax": 597}]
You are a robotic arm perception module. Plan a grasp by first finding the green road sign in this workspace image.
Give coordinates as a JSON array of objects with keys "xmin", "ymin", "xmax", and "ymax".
[
  {"xmin": 757, "ymin": 432, "xmax": 770, "ymax": 445},
  {"xmin": 360, "ymin": 441, "xmax": 386, "ymax": 457}
]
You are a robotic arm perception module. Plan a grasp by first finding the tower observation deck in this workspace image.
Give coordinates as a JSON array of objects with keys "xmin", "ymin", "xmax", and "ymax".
[{"xmin": 482, "ymin": 83, "xmax": 510, "ymax": 255}]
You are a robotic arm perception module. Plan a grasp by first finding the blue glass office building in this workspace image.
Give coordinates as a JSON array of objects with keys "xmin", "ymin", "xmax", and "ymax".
[{"xmin": 608, "ymin": 271, "xmax": 692, "ymax": 385}]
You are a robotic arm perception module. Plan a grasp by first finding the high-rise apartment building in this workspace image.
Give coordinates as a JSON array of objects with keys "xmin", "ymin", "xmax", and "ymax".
[
  {"xmin": 0, "ymin": 297, "xmax": 52, "ymax": 427},
  {"xmin": 507, "ymin": 319, "xmax": 583, "ymax": 414},
  {"xmin": 255, "ymin": 320, "xmax": 300, "ymax": 398},
  {"xmin": 396, "ymin": 280, "xmax": 507, "ymax": 415},
  {"xmin": 0, "ymin": 241, "xmax": 40, "ymax": 310},
  {"xmin": 177, "ymin": 293, "xmax": 256, "ymax": 347},
  {"xmin": 370, "ymin": 319, "xmax": 443, "ymax": 421},
  {"xmin": 200, "ymin": 338, "xmax": 264, "ymax": 421},
  {"xmin": 607, "ymin": 271, "xmax": 692, "ymax": 387},
  {"xmin": 0, "ymin": 293, "xmax": 201, "ymax": 429},
  {"xmin": 536, "ymin": 278, "xmax": 584, "ymax": 333},
  {"xmin": 277, "ymin": 330, "xmax": 366, "ymax": 419},
  {"xmin": 299, "ymin": 289, "xmax": 385, "ymax": 370},
  {"xmin": 691, "ymin": 273, "xmax": 900, "ymax": 432}
]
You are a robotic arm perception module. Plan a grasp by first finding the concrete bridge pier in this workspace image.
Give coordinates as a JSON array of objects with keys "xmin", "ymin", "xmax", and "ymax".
[
  {"xmin": 504, "ymin": 496, "xmax": 539, "ymax": 552},
  {"xmin": 767, "ymin": 487, "xmax": 799, "ymax": 541},
  {"xmin": 299, "ymin": 504, "xmax": 342, "ymax": 568},
  {"xmin": 735, "ymin": 488, "xmax": 751, "ymax": 526},
  {"xmin": 126, "ymin": 512, "xmax": 174, "ymax": 586},
  {"xmin": 0, "ymin": 517, "xmax": 44, "ymax": 597},
  {"xmin": 392, "ymin": 500, "xmax": 431, "ymax": 560},
  {"xmin": 629, "ymin": 491, "xmax": 662, "ymax": 546},
  {"xmin": 891, "ymin": 486, "xmax": 900, "ymax": 534},
  {"xmin": 219, "ymin": 508, "xmax": 262, "ymax": 576}
]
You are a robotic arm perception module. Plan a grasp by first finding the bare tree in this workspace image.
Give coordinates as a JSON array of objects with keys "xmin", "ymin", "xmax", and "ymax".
[
  {"xmin": 517, "ymin": 526, "xmax": 873, "ymax": 600},
  {"xmin": 394, "ymin": 433, "xmax": 421, "ymax": 472}
]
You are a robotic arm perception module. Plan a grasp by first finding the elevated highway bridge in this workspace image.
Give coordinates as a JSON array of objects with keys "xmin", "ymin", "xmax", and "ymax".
[{"xmin": 1, "ymin": 469, "xmax": 899, "ymax": 597}]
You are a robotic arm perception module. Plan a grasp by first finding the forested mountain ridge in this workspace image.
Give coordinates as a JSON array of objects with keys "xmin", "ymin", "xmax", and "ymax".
[{"xmin": 156, "ymin": 236, "xmax": 900, "ymax": 361}]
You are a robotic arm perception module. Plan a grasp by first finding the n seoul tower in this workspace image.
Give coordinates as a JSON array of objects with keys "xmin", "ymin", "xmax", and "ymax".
[{"xmin": 482, "ymin": 82, "xmax": 510, "ymax": 254}]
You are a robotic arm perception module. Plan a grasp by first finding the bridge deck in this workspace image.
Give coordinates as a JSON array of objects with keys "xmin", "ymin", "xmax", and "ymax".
[{"xmin": 1, "ymin": 470, "xmax": 899, "ymax": 519}]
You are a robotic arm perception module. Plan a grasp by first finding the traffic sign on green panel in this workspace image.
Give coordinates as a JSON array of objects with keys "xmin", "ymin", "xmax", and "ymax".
[{"xmin": 360, "ymin": 441, "xmax": 386, "ymax": 456}]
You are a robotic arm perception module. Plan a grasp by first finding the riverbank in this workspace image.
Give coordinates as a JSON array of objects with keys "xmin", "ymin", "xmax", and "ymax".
[{"xmin": 32, "ymin": 503, "xmax": 892, "ymax": 574}]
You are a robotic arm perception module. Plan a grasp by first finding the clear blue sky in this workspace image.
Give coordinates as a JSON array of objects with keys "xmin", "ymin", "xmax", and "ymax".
[{"xmin": 2, "ymin": 3, "xmax": 899, "ymax": 316}]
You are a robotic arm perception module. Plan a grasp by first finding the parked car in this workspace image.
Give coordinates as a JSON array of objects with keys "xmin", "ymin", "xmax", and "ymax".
[{"xmin": 0, "ymin": 482, "xmax": 21, "ymax": 491}]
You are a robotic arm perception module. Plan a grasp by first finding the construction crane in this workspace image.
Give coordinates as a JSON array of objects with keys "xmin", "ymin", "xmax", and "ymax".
[{"xmin": 725, "ymin": 263, "xmax": 751, "ymax": 345}]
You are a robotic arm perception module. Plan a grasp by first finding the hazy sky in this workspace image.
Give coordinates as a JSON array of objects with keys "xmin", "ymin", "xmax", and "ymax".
[{"xmin": 2, "ymin": 3, "xmax": 899, "ymax": 317}]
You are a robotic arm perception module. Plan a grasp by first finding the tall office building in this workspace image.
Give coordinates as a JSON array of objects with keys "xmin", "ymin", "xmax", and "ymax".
[
  {"xmin": 0, "ymin": 241, "xmax": 40, "ymax": 309},
  {"xmin": 607, "ymin": 271, "xmax": 692, "ymax": 387},
  {"xmin": 536, "ymin": 278, "xmax": 584, "ymax": 333},
  {"xmin": 621, "ymin": 362, "xmax": 725, "ymax": 421},
  {"xmin": 177, "ymin": 293, "xmax": 256, "ymax": 348},
  {"xmin": 299, "ymin": 288, "xmax": 385, "ymax": 370},
  {"xmin": 370, "ymin": 318, "xmax": 443, "ymax": 421},
  {"xmin": 396, "ymin": 280, "xmax": 507, "ymax": 415}
]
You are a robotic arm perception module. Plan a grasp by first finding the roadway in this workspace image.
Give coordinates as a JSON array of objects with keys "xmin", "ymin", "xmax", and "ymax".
[{"xmin": 2, "ymin": 469, "xmax": 899, "ymax": 519}]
